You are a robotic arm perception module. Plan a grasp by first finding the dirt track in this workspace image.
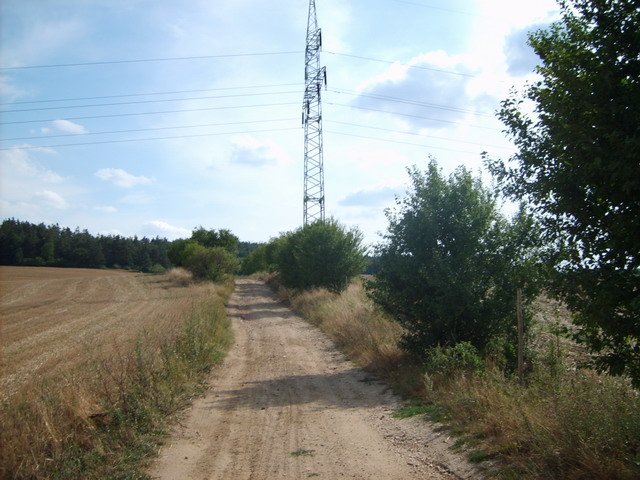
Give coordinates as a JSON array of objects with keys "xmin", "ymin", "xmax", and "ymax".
[{"xmin": 149, "ymin": 279, "xmax": 477, "ymax": 480}]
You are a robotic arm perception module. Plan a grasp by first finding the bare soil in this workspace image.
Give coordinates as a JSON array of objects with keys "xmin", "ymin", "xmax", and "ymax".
[
  {"xmin": 149, "ymin": 278, "xmax": 479, "ymax": 480},
  {"xmin": 0, "ymin": 266, "xmax": 217, "ymax": 400}
]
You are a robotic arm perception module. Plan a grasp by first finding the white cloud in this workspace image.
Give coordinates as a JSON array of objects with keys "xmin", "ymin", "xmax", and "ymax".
[
  {"xmin": 229, "ymin": 135, "xmax": 290, "ymax": 167},
  {"xmin": 339, "ymin": 184, "xmax": 403, "ymax": 207},
  {"xmin": 353, "ymin": 51, "xmax": 489, "ymax": 130},
  {"xmin": 1, "ymin": 148, "xmax": 63, "ymax": 184},
  {"xmin": 33, "ymin": 190, "xmax": 68, "ymax": 209},
  {"xmin": 95, "ymin": 205, "xmax": 117, "ymax": 213},
  {"xmin": 52, "ymin": 119, "xmax": 88, "ymax": 134},
  {"xmin": 142, "ymin": 220, "xmax": 190, "ymax": 240},
  {"xmin": 95, "ymin": 168, "xmax": 154, "ymax": 188},
  {"xmin": 2, "ymin": 19, "xmax": 86, "ymax": 67}
]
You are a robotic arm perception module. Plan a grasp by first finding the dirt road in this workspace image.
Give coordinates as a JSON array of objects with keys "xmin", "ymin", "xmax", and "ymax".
[{"xmin": 149, "ymin": 279, "xmax": 477, "ymax": 480}]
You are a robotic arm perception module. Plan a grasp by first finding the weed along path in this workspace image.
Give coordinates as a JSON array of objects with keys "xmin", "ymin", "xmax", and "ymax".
[{"xmin": 149, "ymin": 278, "xmax": 476, "ymax": 480}]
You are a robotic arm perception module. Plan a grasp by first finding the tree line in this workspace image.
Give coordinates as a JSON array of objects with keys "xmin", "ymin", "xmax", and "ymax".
[
  {"xmin": 0, "ymin": 219, "xmax": 257, "ymax": 275},
  {"xmin": 0, "ymin": 219, "xmax": 171, "ymax": 271}
]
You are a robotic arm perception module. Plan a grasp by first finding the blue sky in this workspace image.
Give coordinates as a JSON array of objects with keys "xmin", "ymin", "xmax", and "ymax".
[{"xmin": 1, "ymin": 0, "xmax": 559, "ymax": 245}]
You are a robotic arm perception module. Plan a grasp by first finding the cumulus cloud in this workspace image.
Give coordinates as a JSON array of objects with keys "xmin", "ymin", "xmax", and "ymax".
[
  {"xmin": 142, "ymin": 220, "xmax": 191, "ymax": 240},
  {"xmin": 339, "ymin": 185, "xmax": 403, "ymax": 207},
  {"xmin": 95, "ymin": 168, "xmax": 154, "ymax": 188},
  {"xmin": 504, "ymin": 24, "xmax": 546, "ymax": 76},
  {"xmin": 229, "ymin": 135, "xmax": 289, "ymax": 167},
  {"xmin": 33, "ymin": 190, "xmax": 68, "ymax": 209},
  {"xmin": 353, "ymin": 51, "xmax": 485, "ymax": 129},
  {"xmin": 52, "ymin": 119, "xmax": 88, "ymax": 134}
]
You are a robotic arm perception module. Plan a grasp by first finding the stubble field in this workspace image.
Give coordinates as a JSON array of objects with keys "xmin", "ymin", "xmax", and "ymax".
[{"xmin": 0, "ymin": 266, "xmax": 218, "ymax": 400}]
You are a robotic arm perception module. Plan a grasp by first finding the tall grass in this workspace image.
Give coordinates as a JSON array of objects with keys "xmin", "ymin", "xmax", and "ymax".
[
  {"xmin": 0, "ymin": 280, "xmax": 233, "ymax": 480},
  {"xmin": 269, "ymin": 275, "xmax": 640, "ymax": 480}
]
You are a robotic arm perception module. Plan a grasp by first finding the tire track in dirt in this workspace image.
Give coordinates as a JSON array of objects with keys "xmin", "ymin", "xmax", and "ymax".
[{"xmin": 148, "ymin": 278, "xmax": 479, "ymax": 480}]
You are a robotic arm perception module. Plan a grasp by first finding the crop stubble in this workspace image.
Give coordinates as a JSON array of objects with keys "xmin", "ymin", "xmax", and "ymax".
[{"xmin": 0, "ymin": 266, "xmax": 216, "ymax": 400}]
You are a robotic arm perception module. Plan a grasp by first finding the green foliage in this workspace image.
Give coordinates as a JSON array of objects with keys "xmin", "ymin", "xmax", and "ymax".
[
  {"xmin": 182, "ymin": 245, "xmax": 238, "ymax": 282},
  {"xmin": 277, "ymin": 219, "xmax": 367, "ymax": 293},
  {"xmin": 190, "ymin": 227, "xmax": 239, "ymax": 254},
  {"xmin": 367, "ymin": 160, "xmax": 546, "ymax": 357},
  {"xmin": 0, "ymin": 218, "xmax": 171, "ymax": 270},
  {"xmin": 423, "ymin": 342, "xmax": 484, "ymax": 377},
  {"xmin": 484, "ymin": 0, "xmax": 640, "ymax": 385},
  {"xmin": 240, "ymin": 243, "xmax": 268, "ymax": 275}
]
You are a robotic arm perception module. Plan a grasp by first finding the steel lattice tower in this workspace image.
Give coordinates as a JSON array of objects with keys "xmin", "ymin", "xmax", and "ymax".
[{"xmin": 302, "ymin": 0, "xmax": 327, "ymax": 225}]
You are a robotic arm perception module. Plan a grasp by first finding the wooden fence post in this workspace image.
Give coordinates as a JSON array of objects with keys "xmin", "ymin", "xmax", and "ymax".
[{"xmin": 517, "ymin": 288, "xmax": 524, "ymax": 383}]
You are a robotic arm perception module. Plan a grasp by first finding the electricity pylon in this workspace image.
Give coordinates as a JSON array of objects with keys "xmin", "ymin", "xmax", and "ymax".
[{"xmin": 302, "ymin": 0, "xmax": 327, "ymax": 225}]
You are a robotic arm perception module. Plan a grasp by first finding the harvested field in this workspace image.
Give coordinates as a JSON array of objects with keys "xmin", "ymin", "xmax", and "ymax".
[{"xmin": 0, "ymin": 266, "xmax": 218, "ymax": 400}]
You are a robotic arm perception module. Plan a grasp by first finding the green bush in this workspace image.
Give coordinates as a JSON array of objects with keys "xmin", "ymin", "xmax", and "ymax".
[
  {"xmin": 367, "ymin": 160, "xmax": 547, "ymax": 357},
  {"xmin": 183, "ymin": 245, "xmax": 238, "ymax": 282},
  {"xmin": 240, "ymin": 244, "xmax": 268, "ymax": 275},
  {"xmin": 423, "ymin": 342, "xmax": 484, "ymax": 377},
  {"xmin": 277, "ymin": 219, "xmax": 367, "ymax": 293},
  {"xmin": 149, "ymin": 263, "xmax": 166, "ymax": 274}
]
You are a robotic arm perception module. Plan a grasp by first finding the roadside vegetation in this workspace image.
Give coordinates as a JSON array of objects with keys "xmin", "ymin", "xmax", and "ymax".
[
  {"xmin": 268, "ymin": 277, "xmax": 640, "ymax": 479},
  {"xmin": 0, "ymin": 273, "xmax": 234, "ymax": 480}
]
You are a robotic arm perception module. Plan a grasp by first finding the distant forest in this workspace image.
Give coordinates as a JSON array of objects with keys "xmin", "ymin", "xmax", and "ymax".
[
  {"xmin": 0, "ymin": 219, "xmax": 261, "ymax": 272},
  {"xmin": 0, "ymin": 218, "xmax": 173, "ymax": 271}
]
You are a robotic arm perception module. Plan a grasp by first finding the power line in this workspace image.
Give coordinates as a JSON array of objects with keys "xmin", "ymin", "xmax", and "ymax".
[
  {"xmin": 0, "ymin": 102, "xmax": 299, "ymax": 125},
  {"xmin": 325, "ymin": 51, "xmax": 478, "ymax": 78},
  {"xmin": 1, "ymin": 90, "xmax": 300, "ymax": 113},
  {"xmin": 0, "ymin": 83, "xmax": 300, "ymax": 106},
  {"xmin": 1, "ymin": 118, "xmax": 297, "ymax": 142},
  {"xmin": 328, "ymin": 88, "xmax": 494, "ymax": 118},
  {"xmin": 0, "ymin": 51, "xmax": 303, "ymax": 70},
  {"xmin": 325, "ymin": 120, "xmax": 513, "ymax": 150},
  {"xmin": 326, "ymin": 102, "xmax": 501, "ymax": 131},
  {"xmin": 325, "ymin": 130, "xmax": 484, "ymax": 156},
  {"xmin": 0, "ymin": 127, "xmax": 299, "ymax": 151},
  {"xmin": 388, "ymin": 0, "xmax": 477, "ymax": 17}
]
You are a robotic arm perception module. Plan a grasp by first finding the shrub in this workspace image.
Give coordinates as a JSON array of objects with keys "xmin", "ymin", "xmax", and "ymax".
[
  {"xmin": 149, "ymin": 263, "xmax": 166, "ymax": 274},
  {"xmin": 183, "ymin": 245, "xmax": 238, "ymax": 282},
  {"xmin": 423, "ymin": 342, "xmax": 484, "ymax": 377},
  {"xmin": 240, "ymin": 244, "xmax": 268, "ymax": 275},
  {"xmin": 277, "ymin": 219, "xmax": 367, "ymax": 293},
  {"xmin": 367, "ymin": 160, "xmax": 547, "ymax": 357}
]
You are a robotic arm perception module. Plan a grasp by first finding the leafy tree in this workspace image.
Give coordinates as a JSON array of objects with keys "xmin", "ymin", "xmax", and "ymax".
[
  {"xmin": 183, "ymin": 244, "xmax": 238, "ymax": 281},
  {"xmin": 277, "ymin": 219, "xmax": 367, "ymax": 293},
  {"xmin": 484, "ymin": 0, "xmax": 640, "ymax": 383},
  {"xmin": 190, "ymin": 227, "xmax": 239, "ymax": 254},
  {"xmin": 367, "ymin": 161, "xmax": 546, "ymax": 357}
]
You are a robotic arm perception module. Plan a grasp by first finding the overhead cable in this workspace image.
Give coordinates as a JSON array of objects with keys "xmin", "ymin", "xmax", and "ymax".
[
  {"xmin": 0, "ymin": 51, "xmax": 303, "ymax": 70},
  {"xmin": 328, "ymin": 88, "xmax": 494, "ymax": 117},
  {"xmin": 1, "ymin": 90, "xmax": 300, "ymax": 113},
  {"xmin": 0, "ymin": 83, "xmax": 300, "ymax": 106},
  {"xmin": 326, "ymin": 102, "xmax": 501, "ymax": 131},
  {"xmin": 1, "ymin": 118, "xmax": 297, "ymax": 142},
  {"xmin": 0, "ymin": 127, "xmax": 299, "ymax": 151},
  {"xmin": 0, "ymin": 102, "xmax": 299, "ymax": 125}
]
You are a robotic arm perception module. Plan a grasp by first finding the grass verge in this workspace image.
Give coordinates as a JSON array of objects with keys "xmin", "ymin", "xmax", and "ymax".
[
  {"xmin": 0, "ymin": 279, "xmax": 233, "ymax": 480},
  {"xmin": 266, "ymin": 274, "xmax": 640, "ymax": 480}
]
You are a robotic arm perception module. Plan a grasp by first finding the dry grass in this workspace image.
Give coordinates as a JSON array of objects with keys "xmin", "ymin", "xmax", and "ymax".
[
  {"xmin": 0, "ymin": 267, "xmax": 233, "ymax": 479},
  {"xmin": 165, "ymin": 267, "xmax": 193, "ymax": 287},
  {"xmin": 269, "ymin": 274, "xmax": 640, "ymax": 480},
  {"xmin": 268, "ymin": 275, "xmax": 425, "ymax": 396}
]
